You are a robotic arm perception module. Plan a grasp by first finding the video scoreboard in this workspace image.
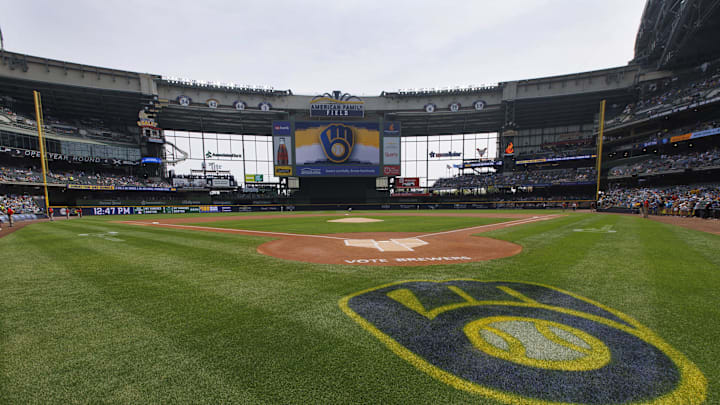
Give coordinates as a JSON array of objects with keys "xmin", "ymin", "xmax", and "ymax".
[{"xmin": 272, "ymin": 121, "xmax": 401, "ymax": 177}]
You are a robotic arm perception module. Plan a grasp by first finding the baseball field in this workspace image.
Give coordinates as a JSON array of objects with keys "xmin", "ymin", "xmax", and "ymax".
[{"xmin": 0, "ymin": 210, "xmax": 717, "ymax": 404}]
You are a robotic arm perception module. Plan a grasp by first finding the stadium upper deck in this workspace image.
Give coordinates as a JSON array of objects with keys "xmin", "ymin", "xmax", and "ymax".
[
  {"xmin": 0, "ymin": 48, "xmax": 643, "ymax": 137},
  {"xmin": 0, "ymin": 0, "xmax": 718, "ymax": 147}
]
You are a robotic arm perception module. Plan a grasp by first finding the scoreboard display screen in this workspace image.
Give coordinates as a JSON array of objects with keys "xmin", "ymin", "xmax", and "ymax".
[{"xmin": 272, "ymin": 121, "xmax": 401, "ymax": 177}]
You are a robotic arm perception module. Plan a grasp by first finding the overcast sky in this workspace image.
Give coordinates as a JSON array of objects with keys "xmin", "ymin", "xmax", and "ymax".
[{"xmin": 2, "ymin": 0, "xmax": 646, "ymax": 96}]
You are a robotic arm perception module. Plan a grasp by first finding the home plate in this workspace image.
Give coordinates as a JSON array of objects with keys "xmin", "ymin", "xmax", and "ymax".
[{"xmin": 345, "ymin": 238, "xmax": 428, "ymax": 252}]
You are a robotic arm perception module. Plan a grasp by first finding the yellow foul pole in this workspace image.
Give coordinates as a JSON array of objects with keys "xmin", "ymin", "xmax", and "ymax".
[
  {"xmin": 595, "ymin": 100, "xmax": 606, "ymax": 203},
  {"xmin": 33, "ymin": 90, "xmax": 51, "ymax": 215}
]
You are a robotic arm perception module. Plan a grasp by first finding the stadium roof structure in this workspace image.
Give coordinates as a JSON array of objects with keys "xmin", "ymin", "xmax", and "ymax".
[
  {"xmin": 634, "ymin": 0, "xmax": 720, "ymax": 69},
  {"xmin": 2, "ymin": 0, "xmax": 719, "ymax": 136},
  {"xmin": 0, "ymin": 51, "xmax": 155, "ymax": 124},
  {"xmin": 0, "ymin": 49, "xmax": 640, "ymax": 136}
]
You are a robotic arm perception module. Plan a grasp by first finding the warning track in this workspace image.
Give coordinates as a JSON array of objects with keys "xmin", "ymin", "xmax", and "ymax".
[{"xmin": 119, "ymin": 213, "xmax": 560, "ymax": 266}]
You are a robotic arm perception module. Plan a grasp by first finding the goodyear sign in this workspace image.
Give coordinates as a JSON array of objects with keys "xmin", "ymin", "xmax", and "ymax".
[
  {"xmin": 340, "ymin": 280, "xmax": 706, "ymax": 404},
  {"xmin": 309, "ymin": 91, "xmax": 364, "ymax": 118}
]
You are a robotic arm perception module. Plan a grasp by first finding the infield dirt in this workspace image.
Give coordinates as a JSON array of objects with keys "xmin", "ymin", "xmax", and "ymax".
[{"xmin": 121, "ymin": 213, "xmax": 561, "ymax": 266}]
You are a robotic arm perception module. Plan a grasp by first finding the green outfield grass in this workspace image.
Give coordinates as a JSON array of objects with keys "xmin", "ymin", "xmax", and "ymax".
[{"xmin": 0, "ymin": 212, "xmax": 718, "ymax": 404}]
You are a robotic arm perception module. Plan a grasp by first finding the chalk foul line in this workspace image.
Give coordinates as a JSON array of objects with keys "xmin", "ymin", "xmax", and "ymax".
[
  {"xmin": 417, "ymin": 214, "xmax": 559, "ymax": 238},
  {"xmin": 121, "ymin": 221, "xmax": 347, "ymax": 240}
]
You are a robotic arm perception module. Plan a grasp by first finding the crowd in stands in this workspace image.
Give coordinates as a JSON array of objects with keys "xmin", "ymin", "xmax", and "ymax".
[
  {"xmin": 432, "ymin": 167, "xmax": 596, "ymax": 189},
  {"xmin": 598, "ymin": 184, "xmax": 720, "ymax": 219},
  {"xmin": 517, "ymin": 138, "xmax": 594, "ymax": 159},
  {"xmin": 0, "ymin": 103, "xmax": 136, "ymax": 144},
  {"xmin": 604, "ymin": 119, "xmax": 719, "ymax": 145},
  {"xmin": 0, "ymin": 194, "xmax": 42, "ymax": 214},
  {"xmin": 493, "ymin": 197, "xmax": 590, "ymax": 209},
  {"xmin": 607, "ymin": 70, "xmax": 720, "ymax": 127},
  {"xmin": 609, "ymin": 147, "xmax": 720, "ymax": 177},
  {"xmin": 0, "ymin": 166, "xmax": 170, "ymax": 188}
]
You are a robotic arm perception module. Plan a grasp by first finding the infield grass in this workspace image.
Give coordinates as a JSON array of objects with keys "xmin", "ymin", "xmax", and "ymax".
[
  {"xmin": 0, "ymin": 211, "xmax": 718, "ymax": 404},
  {"xmin": 182, "ymin": 215, "xmax": 512, "ymax": 234}
]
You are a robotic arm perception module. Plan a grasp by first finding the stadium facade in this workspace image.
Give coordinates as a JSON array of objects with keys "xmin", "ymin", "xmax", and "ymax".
[{"xmin": 1, "ymin": 0, "xmax": 719, "ymax": 215}]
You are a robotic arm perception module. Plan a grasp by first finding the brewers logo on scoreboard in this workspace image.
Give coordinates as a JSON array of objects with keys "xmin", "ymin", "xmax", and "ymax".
[
  {"xmin": 294, "ymin": 121, "xmax": 380, "ymax": 176},
  {"xmin": 320, "ymin": 124, "xmax": 355, "ymax": 163}
]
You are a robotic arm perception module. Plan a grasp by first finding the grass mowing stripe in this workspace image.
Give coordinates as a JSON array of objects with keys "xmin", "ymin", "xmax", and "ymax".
[
  {"xmin": 53, "ymin": 223, "xmax": 477, "ymax": 403},
  {"xmin": 635, "ymin": 219, "xmax": 720, "ymax": 404},
  {"xmin": 1, "ymin": 226, "xmax": 267, "ymax": 404},
  {"xmin": 1, "ymin": 213, "xmax": 717, "ymax": 404}
]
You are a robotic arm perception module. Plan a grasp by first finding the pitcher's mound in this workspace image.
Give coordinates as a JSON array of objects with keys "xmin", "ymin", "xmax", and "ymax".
[{"xmin": 328, "ymin": 217, "xmax": 384, "ymax": 223}]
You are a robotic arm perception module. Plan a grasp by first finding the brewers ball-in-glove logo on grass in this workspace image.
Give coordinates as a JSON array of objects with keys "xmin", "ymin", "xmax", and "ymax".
[
  {"xmin": 339, "ymin": 280, "xmax": 706, "ymax": 404},
  {"xmin": 320, "ymin": 124, "xmax": 355, "ymax": 163}
]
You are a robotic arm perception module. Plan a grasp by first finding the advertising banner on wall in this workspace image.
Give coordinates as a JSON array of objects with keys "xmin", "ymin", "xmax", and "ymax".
[
  {"xmin": 173, "ymin": 178, "xmax": 208, "ymax": 188},
  {"xmin": 244, "ymin": 174, "xmax": 263, "ymax": 183},
  {"xmin": 209, "ymin": 178, "xmax": 232, "ymax": 188},
  {"xmin": 458, "ymin": 160, "xmax": 503, "ymax": 169},
  {"xmin": 383, "ymin": 137, "xmax": 400, "ymax": 165},
  {"xmin": 383, "ymin": 165, "xmax": 401, "ymax": 176},
  {"xmin": 383, "ymin": 121, "xmax": 401, "ymax": 137},
  {"xmin": 515, "ymin": 155, "xmax": 596, "ymax": 165},
  {"xmin": 0, "ymin": 145, "xmax": 139, "ymax": 166},
  {"xmin": 134, "ymin": 206, "xmax": 165, "ymax": 214},
  {"xmin": 382, "ymin": 122, "xmax": 401, "ymax": 177},
  {"xmin": 67, "ymin": 185, "xmax": 176, "ymax": 192},
  {"xmin": 272, "ymin": 121, "xmax": 294, "ymax": 177},
  {"xmin": 293, "ymin": 121, "xmax": 380, "ymax": 177},
  {"xmin": 396, "ymin": 177, "xmax": 420, "ymax": 188}
]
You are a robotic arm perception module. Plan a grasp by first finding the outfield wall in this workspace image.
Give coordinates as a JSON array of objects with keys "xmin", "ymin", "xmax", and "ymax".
[{"xmin": 61, "ymin": 200, "xmax": 594, "ymax": 216}]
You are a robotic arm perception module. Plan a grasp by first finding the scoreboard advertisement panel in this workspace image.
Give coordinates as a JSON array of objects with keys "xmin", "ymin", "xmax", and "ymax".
[
  {"xmin": 272, "ymin": 121, "xmax": 400, "ymax": 177},
  {"xmin": 382, "ymin": 122, "xmax": 401, "ymax": 176},
  {"xmin": 272, "ymin": 122, "xmax": 294, "ymax": 176}
]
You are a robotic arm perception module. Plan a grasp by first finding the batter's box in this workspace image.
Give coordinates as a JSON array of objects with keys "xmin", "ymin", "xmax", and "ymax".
[{"xmin": 344, "ymin": 238, "xmax": 428, "ymax": 252}]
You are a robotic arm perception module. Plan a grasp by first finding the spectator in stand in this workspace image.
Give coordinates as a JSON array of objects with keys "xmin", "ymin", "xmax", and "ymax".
[
  {"xmin": 0, "ymin": 195, "xmax": 42, "ymax": 215},
  {"xmin": 0, "ymin": 165, "xmax": 171, "ymax": 188},
  {"xmin": 598, "ymin": 184, "xmax": 720, "ymax": 219},
  {"xmin": 609, "ymin": 147, "xmax": 720, "ymax": 177},
  {"xmin": 605, "ymin": 70, "xmax": 720, "ymax": 127},
  {"xmin": 432, "ymin": 167, "xmax": 596, "ymax": 190}
]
